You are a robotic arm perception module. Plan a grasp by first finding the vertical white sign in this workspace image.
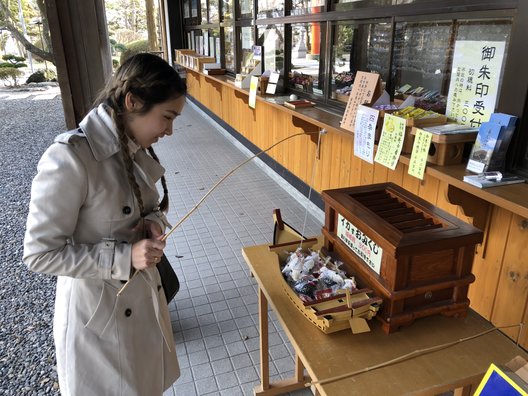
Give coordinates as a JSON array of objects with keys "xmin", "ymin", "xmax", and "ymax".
[
  {"xmin": 354, "ymin": 105, "xmax": 379, "ymax": 164},
  {"xmin": 446, "ymin": 41, "xmax": 506, "ymax": 128}
]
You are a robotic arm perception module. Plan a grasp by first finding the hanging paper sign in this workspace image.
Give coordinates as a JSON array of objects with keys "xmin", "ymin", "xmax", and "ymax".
[
  {"xmin": 408, "ymin": 128, "xmax": 433, "ymax": 180},
  {"xmin": 354, "ymin": 105, "xmax": 379, "ymax": 164},
  {"xmin": 337, "ymin": 214, "xmax": 382, "ymax": 275},
  {"xmin": 446, "ymin": 41, "xmax": 506, "ymax": 128},
  {"xmin": 374, "ymin": 114, "xmax": 406, "ymax": 170},
  {"xmin": 340, "ymin": 71, "xmax": 381, "ymax": 133},
  {"xmin": 249, "ymin": 76, "xmax": 259, "ymax": 109}
]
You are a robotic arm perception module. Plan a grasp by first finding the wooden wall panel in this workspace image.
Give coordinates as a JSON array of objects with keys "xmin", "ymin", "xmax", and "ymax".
[
  {"xmin": 468, "ymin": 207, "xmax": 511, "ymax": 320},
  {"xmin": 491, "ymin": 214, "xmax": 528, "ymax": 341},
  {"xmin": 338, "ymin": 134, "xmax": 354, "ymax": 188}
]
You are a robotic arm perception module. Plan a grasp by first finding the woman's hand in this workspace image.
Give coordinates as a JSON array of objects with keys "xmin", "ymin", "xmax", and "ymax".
[{"xmin": 131, "ymin": 237, "xmax": 165, "ymax": 271}]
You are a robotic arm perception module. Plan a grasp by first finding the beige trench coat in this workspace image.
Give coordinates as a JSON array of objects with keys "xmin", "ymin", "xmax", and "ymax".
[{"xmin": 23, "ymin": 105, "xmax": 179, "ymax": 396}]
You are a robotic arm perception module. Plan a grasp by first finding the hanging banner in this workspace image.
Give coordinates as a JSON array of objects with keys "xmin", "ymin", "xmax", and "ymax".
[
  {"xmin": 374, "ymin": 114, "xmax": 406, "ymax": 170},
  {"xmin": 354, "ymin": 105, "xmax": 379, "ymax": 164},
  {"xmin": 408, "ymin": 128, "xmax": 433, "ymax": 180},
  {"xmin": 446, "ymin": 41, "xmax": 506, "ymax": 128}
]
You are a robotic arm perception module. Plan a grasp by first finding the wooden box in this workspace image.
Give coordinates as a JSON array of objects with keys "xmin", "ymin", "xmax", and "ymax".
[
  {"xmin": 321, "ymin": 183, "xmax": 483, "ymax": 334},
  {"xmin": 410, "ymin": 127, "xmax": 478, "ymax": 166}
]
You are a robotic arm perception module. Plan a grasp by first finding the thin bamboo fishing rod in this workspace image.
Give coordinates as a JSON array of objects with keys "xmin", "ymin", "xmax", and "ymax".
[
  {"xmin": 305, "ymin": 323, "xmax": 523, "ymax": 388},
  {"xmin": 117, "ymin": 129, "xmax": 322, "ymax": 297}
]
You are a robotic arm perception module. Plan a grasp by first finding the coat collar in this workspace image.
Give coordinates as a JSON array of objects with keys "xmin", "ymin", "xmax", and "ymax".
[{"xmin": 79, "ymin": 105, "xmax": 165, "ymax": 182}]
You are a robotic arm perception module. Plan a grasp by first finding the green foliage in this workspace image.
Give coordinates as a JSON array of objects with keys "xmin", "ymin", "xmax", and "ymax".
[
  {"xmin": 1, "ymin": 54, "xmax": 27, "ymax": 68},
  {"xmin": 119, "ymin": 40, "xmax": 148, "ymax": 64},
  {"xmin": 0, "ymin": 67, "xmax": 24, "ymax": 86},
  {"xmin": 26, "ymin": 69, "xmax": 57, "ymax": 84},
  {"xmin": 112, "ymin": 58, "xmax": 119, "ymax": 69}
]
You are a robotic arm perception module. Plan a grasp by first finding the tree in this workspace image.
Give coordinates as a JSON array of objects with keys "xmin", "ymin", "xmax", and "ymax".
[{"xmin": 0, "ymin": 0, "xmax": 54, "ymax": 63}]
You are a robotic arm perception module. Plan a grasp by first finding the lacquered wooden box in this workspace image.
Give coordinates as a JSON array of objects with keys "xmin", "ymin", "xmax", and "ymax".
[{"xmin": 321, "ymin": 183, "xmax": 483, "ymax": 334}]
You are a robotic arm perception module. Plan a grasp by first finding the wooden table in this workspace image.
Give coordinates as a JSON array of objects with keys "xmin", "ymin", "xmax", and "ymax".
[{"xmin": 242, "ymin": 238, "xmax": 528, "ymax": 396}]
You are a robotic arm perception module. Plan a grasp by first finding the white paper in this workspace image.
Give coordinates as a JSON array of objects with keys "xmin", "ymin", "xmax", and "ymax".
[
  {"xmin": 372, "ymin": 90, "xmax": 390, "ymax": 107},
  {"xmin": 354, "ymin": 105, "xmax": 379, "ymax": 164},
  {"xmin": 269, "ymin": 71, "xmax": 280, "ymax": 84},
  {"xmin": 266, "ymin": 83, "xmax": 277, "ymax": 95}
]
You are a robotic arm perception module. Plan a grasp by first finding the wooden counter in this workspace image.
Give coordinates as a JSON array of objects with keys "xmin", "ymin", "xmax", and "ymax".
[
  {"xmin": 182, "ymin": 66, "xmax": 528, "ymax": 351},
  {"xmin": 192, "ymin": 68, "xmax": 528, "ymax": 219},
  {"xmin": 242, "ymin": 237, "xmax": 528, "ymax": 396}
]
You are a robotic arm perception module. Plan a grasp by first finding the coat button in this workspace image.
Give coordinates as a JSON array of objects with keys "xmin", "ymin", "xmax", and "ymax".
[
  {"xmin": 122, "ymin": 206, "xmax": 131, "ymax": 215},
  {"xmin": 157, "ymin": 285, "xmax": 162, "ymax": 291},
  {"xmin": 124, "ymin": 308, "xmax": 132, "ymax": 317}
]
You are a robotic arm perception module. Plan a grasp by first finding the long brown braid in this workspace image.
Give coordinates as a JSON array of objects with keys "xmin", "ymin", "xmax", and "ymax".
[{"xmin": 93, "ymin": 53, "xmax": 186, "ymax": 219}]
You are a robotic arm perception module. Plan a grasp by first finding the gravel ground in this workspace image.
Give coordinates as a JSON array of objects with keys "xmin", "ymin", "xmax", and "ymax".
[{"xmin": 0, "ymin": 97, "xmax": 65, "ymax": 395}]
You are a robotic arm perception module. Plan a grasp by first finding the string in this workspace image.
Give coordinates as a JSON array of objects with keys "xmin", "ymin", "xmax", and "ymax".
[
  {"xmin": 305, "ymin": 323, "xmax": 523, "ymax": 388},
  {"xmin": 300, "ymin": 129, "xmax": 324, "ymax": 250},
  {"xmin": 117, "ymin": 131, "xmax": 319, "ymax": 297}
]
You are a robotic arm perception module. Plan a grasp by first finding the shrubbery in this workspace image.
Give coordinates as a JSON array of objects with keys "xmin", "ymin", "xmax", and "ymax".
[
  {"xmin": 26, "ymin": 69, "xmax": 57, "ymax": 84},
  {"xmin": 0, "ymin": 67, "xmax": 24, "ymax": 86},
  {"xmin": 119, "ymin": 40, "xmax": 148, "ymax": 64}
]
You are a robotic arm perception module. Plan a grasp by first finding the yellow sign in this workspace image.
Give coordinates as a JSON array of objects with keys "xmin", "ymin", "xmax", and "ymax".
[
  {"xmin": 374, "ymin": 114, "xmax": 406, "ymax": 170},
  {"xmin": 408, "ymin": 128, "xmax": 433, "ymax": 179},
  {"xmin": 249, "ymin": 76, "xmax": 259, "ymax": 109}
]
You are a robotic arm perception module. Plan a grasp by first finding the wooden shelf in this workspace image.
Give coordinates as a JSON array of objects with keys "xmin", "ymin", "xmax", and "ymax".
[{"xmin": 182, "ymin": 66, "xmax": 528, "ymax": 220}]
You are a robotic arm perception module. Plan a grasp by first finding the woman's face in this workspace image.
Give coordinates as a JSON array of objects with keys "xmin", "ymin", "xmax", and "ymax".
[{"xmin": 124, "ymin": 94, "xmax": 185, "ymax": 148}]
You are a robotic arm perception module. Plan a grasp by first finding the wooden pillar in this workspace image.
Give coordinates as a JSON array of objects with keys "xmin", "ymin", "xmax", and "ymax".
[{"xmin": 45, "ymin": 0, "xmax": 112, "ymax": 128}]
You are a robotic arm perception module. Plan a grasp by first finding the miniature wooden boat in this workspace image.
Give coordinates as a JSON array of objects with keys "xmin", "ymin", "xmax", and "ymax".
[{"xmin": 269, "ymin": 209, "xmax": 382, "ymax": 334}]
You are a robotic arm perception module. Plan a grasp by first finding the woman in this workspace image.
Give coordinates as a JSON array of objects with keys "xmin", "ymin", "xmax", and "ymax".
[{"xmin": 23, "ymin": 53, "xmax": 186, "ymax": 396}]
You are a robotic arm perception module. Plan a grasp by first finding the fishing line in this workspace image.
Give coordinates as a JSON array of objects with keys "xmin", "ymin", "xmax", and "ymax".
[
  {"xmin": 117, "ymin": 129, "xmax": 323, "ymax": 296},
  {"xmin": 300, "ymin": 129, "xmax": 325, "ymax": 249}
]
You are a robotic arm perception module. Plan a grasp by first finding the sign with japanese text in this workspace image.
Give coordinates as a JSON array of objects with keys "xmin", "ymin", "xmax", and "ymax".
[
  {"xmin": 446, "ymin": 41, "xmax": 506, "ymax": 128},
  {"xmin": 341, "ymin": 71, "xmax": 381, "ymax": 133},
  {"xmin": 337, "ymin": 214, "xmax": 382, "ymax": 275},
  {"xmin": 374, "ymin": 114, "xmax": 406, "ymax": 170},
  {"xmin": 249, "ymin": 76, "xmax": 259, "ymax": 109},
  {"xmin": 408, "ymin": 128, "xmax": 433, "ymax": 179},
  {"xmin": 354, "ymin": 105, "xmax": 379, "ymax": 163}
]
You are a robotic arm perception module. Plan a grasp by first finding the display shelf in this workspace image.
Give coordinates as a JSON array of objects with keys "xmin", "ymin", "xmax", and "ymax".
[{"xmin": 182, "ymin": 66, "xmax": 528, "ymax": 219}]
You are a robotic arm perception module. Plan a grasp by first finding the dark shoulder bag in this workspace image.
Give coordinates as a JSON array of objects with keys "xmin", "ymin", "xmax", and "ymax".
[{"xmin": 157, "ymin": 254, "xmax": 179, "ymax": 303}]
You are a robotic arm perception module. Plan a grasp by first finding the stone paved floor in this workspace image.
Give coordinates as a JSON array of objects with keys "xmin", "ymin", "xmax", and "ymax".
[{"xmin": 157, "ymin": 100, "xmax": 323, "ymax": 396}]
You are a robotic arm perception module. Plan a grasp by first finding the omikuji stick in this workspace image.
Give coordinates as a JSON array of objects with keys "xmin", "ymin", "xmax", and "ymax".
[{"xmin": 117, "ymin": 131, "xmax": 321, "ymax": 297}]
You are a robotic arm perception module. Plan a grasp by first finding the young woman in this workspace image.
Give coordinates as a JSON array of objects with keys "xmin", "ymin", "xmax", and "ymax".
[{"xmin": 23, "ymin": 53, "xmax": 186, "ymax": 396}]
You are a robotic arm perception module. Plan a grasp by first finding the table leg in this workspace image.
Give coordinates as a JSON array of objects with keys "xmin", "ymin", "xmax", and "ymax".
[
  {"xmin": 254, "ymin": 288, "xmax": 312, "ymax": 396},
  {"xmin": 259, "ymin": 287, "xmax": 270, "ymax": 391}
]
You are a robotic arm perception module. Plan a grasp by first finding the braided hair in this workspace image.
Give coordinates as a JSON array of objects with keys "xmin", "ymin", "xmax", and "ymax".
[{"xmin": 94, "ymin": 53, "xmax": 186, "ymax": 217}]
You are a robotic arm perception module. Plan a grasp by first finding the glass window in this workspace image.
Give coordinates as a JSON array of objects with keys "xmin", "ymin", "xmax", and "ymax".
[
  {"xmin": 257, "ymin": 0, "xmax": 284, "ymax": 19},
  {"xmin": 334, "ymin": 0, "xmax": 416, "ymax": 12},
  {"xmin": 291, "ymin": 0, "xmax": 325, "ymax": 16},
  {"xmin": 330, "ymin": 21, "xmax": 391, "ymax": 103},
  {"xmin": 239, "ymin": 0, "xmax": 254, "ymax": 18},
  {"xmin": 289, "ymin": 22, "xmax": 325, "ymax": 97},
  {"xmin": 257, "ymin": 25, "xmax": 285, "ymax": 76},
  {"xmin": 240, "ymin": 26, "xmax": 256, "ymax": 73},
  {"xmin": 183, "ymin": 0, "xmax": 191, "ymax": 19},
  {"xmin": 210, "ymin": 27, "xmax": 221, "ymax": 63},
  {"xmin": 191, "ymin": 0, "xmax": 199, "ymax": 18},
  {"xmin": 209, "ymin": 0, "xmax": 219, "ymax": 23},
  {"xmin": 224, "ymin": 26, "xmax": 235, "ymax": 71},
  {"xmin": 223, "ymin": 0, "xmax": 233, "ymax": 20},
  {"xmin": 392, "ymin": 19, "xmax": 511, "ymax": 115},
  {"xmin": 200, "ymin": 0, "xmax": 207, "ymax": 23}
]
